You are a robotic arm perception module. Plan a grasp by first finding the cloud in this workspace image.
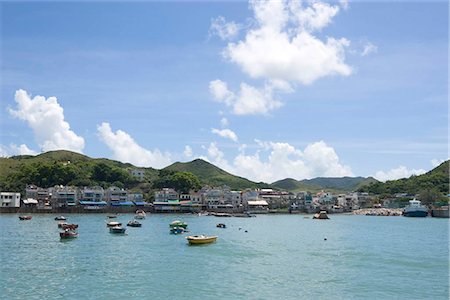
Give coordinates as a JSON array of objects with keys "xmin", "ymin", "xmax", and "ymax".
[
  {"xmin": 210, "ymin": 16, "xmax": 240, "ymax": 40},
  {"xmin": 339, "ymin": 0, "xmax": 349, "ymax": 10},
  {"xmin": 201, "ymin": 139, "xmax": 353, "ymax": 183},
  {"xmin": 183, "ymin": 145, "xmax": 193, "ymax": 158},
  {"xmin": 361, "ymin": 42, "xmax": 378, "ymax": 56},
  {"xmin": 431, "ymin": 158, "xmax": 447, "ymax": 168},
  {"xmin": 224, "ymin": 0, "xmax": 352, "ymax": 85},
  {"xmin": 211, "ymin": 128, "xmax": 239, "ymax": 142},
  {"xmin": 0, "ymin": 144, "xmax": 38, "ymax": 157},
  {"xmin": 97, "ymin": 122, "xmax": 172, "ymax": 169},
  {"xmin": 209, "ymin": 79, "xmax": 283, "ymax": 115},
  {"xmin": 220, "ymin": 117, "xmax": 229, "ymax": 128},
  {"xmin": 8, "ymin": 89, "xmax": 85, "ymax": 153},
  {"xmin": 373, "ymin": 166, "xmax": 426, "ymax": 182}
]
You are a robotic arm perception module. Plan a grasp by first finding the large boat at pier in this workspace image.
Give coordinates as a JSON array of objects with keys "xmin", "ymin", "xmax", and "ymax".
[{"xmin": 403, "ymin": 199, "xmax": 428, "ymax": 217}]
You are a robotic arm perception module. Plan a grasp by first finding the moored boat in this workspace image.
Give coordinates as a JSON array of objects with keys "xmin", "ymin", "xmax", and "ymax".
[
  {"xmin": 127, "ymin": 220, "xmax": 142, "ymax": 227},
  {"xmin": 54, "ymin": 216, "xmax": 66, "ymax": 221},
  {"xmin": 60, "ymin": 229, "xmax": 78, "ymax": 239},
  {"xmin": 216, "ymin": 223, "xmax": 226, "ymax": 228},
  {"xmin": 109, "ymin": 226, "xmax": 126, "ymax": 234},
  {"xmin": 106, "ymin": 221, "xmax": 122, "ymax": 227},
  {"xmin": 403, "ymin": 199, "xmax": 428, "ymax": 217},
  {"xmin": 186, "ymin": 235, "xmax": 218, "ymax": 245},
  {"xmin": 313, "ymin": 211, "xmax": 329, "ymax": 219},
  {"xmin": 134, "ymin": 209, "xmax": 146, "ymax": 219},
  {"xmin": 61, "ymin": 223, "xmax": 78, "ymax": 230},
  {"xmin": 170, "ymin": 226, "xmax": 185, "ymax": 234},
  {"xmin": 169, "ymin": 220, "xmax": 188, "ymax": 229},
  {"xmin": 19, "ymin": 215, "xmax": 32, "ymax": 220},
  {"xmin": 107, "ymin": 214, "xmax": 118, "ymax": 218}
]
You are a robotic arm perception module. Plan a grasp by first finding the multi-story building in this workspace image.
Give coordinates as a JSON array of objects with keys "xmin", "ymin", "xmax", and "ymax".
[
  {"xmin": 129, "ymin": 169, "xmax": 145, "ymax": 181},
  {"xmin": 25, "ymin": 184, "xmax": 52, "ymax": 208},
  {"xmin": 0, "ymin": 192, "xmax": 21, "ymax": 207},
  {"xmin": 106, "ymin": 186, "xmax": 130, "ymax": 206},
  {"xmin": 154, "ymin": 188, "xmax": 180, "ymax": 212},
  {"xmin": 79, "ymin": 186, "xmax": 107, "ymax": 206},
  {"xmin": 53, "ymin": 186, "xmax": 78, "ymax": 208}
]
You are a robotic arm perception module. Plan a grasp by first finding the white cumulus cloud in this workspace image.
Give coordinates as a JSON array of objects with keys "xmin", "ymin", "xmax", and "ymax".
[
  {"xmin": 373, "ymin": 166, "xmax": 426, "ymax": 182},
  {"xmin": 211, "ymin": 128, "xmax": 239, "ymax": 142},
  {"xmin": 8, "ymin": 89, "xmax": 85, "ymax": 153},
  {"xmin": 361, "ymin": 42, "xmax": 378, "ymax": 56},
  {"xmin": 209, "ymin": 79, "xmax": 283, "ymax": 115},
  {"xmin": 201, "ymin": 139, "xmax": 353, "ymax": 183},
  {"xmin": 431, "ymin": 158, "xmax": 447, "ymax": 168},
  {"xmin": 0, "ymin": 144, "xmax": 38, "ymax": 157},
  {"xmin": 97, "ymin": 122, "xmax": 172, "ymax": 169},
  {"xmin": 210, "ymin": 16, "xmax": 240, "ymax": 40},
  {"xmin": 224, "ymin": 0, "xmax": 352, "ymax": 85}
]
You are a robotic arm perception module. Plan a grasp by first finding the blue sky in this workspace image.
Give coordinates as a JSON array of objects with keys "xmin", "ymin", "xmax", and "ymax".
[{"xmin": 0, "ymin": 0, "xmax": 448, "ymax": 183}]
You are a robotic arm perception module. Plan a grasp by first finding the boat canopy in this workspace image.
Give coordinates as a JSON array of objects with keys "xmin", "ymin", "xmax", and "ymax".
[
  {"xmin": 111, "ymin": 201, "xmax": 134, "ymax": 206},
  {"xmin": 133, "ymin": 201, "xmax": 146, "ymax": 206}
]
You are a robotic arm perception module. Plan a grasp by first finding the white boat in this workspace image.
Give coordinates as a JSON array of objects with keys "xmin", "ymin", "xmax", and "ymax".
[
  {"xmin": 106, "ymin": 221, "xmax": 122, "ymax": 227},
  {"xmin": 403, "ymin": 199, "xmax": 428, "ymax": 217},
  {"xmin": 134, "ymin": 209, "xmax": 146, "ymax": 219},
  {"xmin": 109, "ymin": 226, "xmax": 126, "ymax": 234}
]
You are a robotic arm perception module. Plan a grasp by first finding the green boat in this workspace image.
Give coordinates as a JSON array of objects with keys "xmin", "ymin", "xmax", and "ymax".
[{"xmin": 169, "ymin": 220, "xmax": 188, "ymax": 229}]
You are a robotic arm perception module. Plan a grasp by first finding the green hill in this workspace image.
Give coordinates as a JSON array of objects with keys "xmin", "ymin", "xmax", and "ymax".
[
  {"xmin": 359, "ymin": 161, "xmax": 449, "ymax": 196},
  {"xmin": 163, "ymin": 159, "xmax": 269, "ymax": 190},
  {"xmin": 271, "ymin": 176, "xmax": 377, "ymax": 192}
]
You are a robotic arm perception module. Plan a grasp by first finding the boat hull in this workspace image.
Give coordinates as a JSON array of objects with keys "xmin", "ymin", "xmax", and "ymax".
[
  {"xmin": 403, "ymin": 210, "xmax": 428, "ymax": 217},
  {"xmin": 110, "ymin": 227, "xmax": 126, "ymax": 234},
  {"xmin": 186, "ymin": 236, "xmax": 217, "ymax": 245}
]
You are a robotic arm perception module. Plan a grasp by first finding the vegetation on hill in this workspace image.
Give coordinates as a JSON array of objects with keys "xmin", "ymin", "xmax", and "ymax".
[
  {"xmin": 271, "ymin": 176, "xmax": 377, "ymax": 193},
  {"xmin": 358, "ymin": 161, "xmax": 449, "ymax": 201},
  {"xmin": 163, "ymin": 159, "xmax": 270, "ymax": 190}
]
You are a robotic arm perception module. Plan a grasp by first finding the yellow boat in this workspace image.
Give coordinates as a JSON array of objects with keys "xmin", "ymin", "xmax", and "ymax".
[{"xmin": 186, "ymin": 235, "xmax": 218, "ymax": 245}]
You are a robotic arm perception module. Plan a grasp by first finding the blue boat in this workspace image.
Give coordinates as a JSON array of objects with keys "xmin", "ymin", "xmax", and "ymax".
[
  {"xmin": 170, "ymin": 226, "xmax": 185, "ymax": 234},
  {"xmin": 403, "ymin": 199, "xmax": 428, "ymax": 217}
]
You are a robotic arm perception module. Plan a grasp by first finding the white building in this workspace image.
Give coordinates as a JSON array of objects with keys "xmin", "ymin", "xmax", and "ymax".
[{"xmin": 0, "ymin": 192, "xmax": 21, "ymax": 208}]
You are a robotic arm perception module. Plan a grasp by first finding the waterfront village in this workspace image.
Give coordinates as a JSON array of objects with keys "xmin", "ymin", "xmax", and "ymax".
[{"xmin": 0, "ymin": 182, "xmax": 418, "ymax": 215}]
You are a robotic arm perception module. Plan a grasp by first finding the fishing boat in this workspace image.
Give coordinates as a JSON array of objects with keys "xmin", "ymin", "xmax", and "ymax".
[
  {"xmin": 109, "ymin": 226, "xmax": 126, "ymax": 234},
  {"xmin": 216, "ymin": 223, "xmax": 226, "ymax": 228},
  {"xmin": 313, "ymin": 211, "xmax": 329, "ymax": 219},
  {"xmin": 60, "ymin": 229, "xmax": 78, "ymax": 239},
  {"xmin": 186, "ymin": 235, "xmax": 218, "ymax": 245},
  {"xmin": 19, "ymin": 215, "xmax": 32, "ymax": 220},
  {"xmin": 170, "ymin": 226, "xmax": 185, "ymax": 234},
  {"xmin": 127, "ymin": 220, "xmax": 142, "ymax": 227},
  {"xmin": 134, "ymin": 209, "xmax": 146, "ymax": 219},
  {"xmin": 54, "ymin": 216, "xmax": 66, "ymax": 221},
  {"xmin": 169, "ymin": 220, "xmax": 188, "ymax": 229},
  {"xmin": 61, "ymin": 223, "xmax": 78, "ymax": 230},
  {"xmin": 57, "ymin": 222, "xmax": 68, "ymax": 228},
  {"xmin": 106, "ymin": 221, "xmax": 122, "ymax": 227},
  {"xmin": 403, "ymin": 199, "xmax": 428, "ymax": 217}
]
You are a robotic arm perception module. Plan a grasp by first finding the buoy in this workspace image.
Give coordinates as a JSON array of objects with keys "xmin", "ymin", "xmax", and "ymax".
[
  {"xmin": 324, "ymin": 237, "xmax": 327, "ymax": 241},
  {"xmin": 245, "ymin": 230, "xmax": 248, "ymax": 233}
]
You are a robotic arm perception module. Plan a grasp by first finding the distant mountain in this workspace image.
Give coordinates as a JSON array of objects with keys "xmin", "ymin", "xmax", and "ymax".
[
  {"xmin": 359, "ymin": 161, "xmax": 449, "ymax": 195},
  {"xmin": 271, "ymin": 176, "xmax": 378, "ymax": 192},
  {"xmin": 163, "ymin": 159, "xmax": 269, "ymax": 190}
]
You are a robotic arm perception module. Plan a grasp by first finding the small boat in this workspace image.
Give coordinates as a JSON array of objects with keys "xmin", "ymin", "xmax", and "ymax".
[
  {"xmin": 127, "ymin": 220, "xmax": 142, "ymax": 227},
  {"xmin": 60, "ymin": 229, "xmax": 78, "ymax": 239},
  {"xmin": 107, "ymin": 214, "xmax": 118, "ymax": 218},
  {"xmin": 216, "ymin": 223, "xmax": 226, "ymax": 228},
  {"xmin": 54, "ymin": 216, "xmax": 66, "ymax": 221},
  {"xmin": 170, "ymin": 226, "xmax": 185, "ymax": 234},
  {"xmin": 106, "ymin": 221, "xmax": 122, "ymax": 227},
  {"xmin": 403, "ymin": 199, "xmax": 429, "ymax": 217},
  {"xmin": 169, "ymin": 220, "xmax": 188, "ymax": 229},
  {"xmin": 134, "ymin": 209, "xmax": 146, "ymax": 219},
  {"xmin": 19, "ymin": 215, "xmax": 32, "ymax": 220},
  {"xmin": 186, "ymin": 235, "xmax": 218, "ymax": 245},
  {"xmin": 57, "ymin": 222, "xmax": 67, "ymax": 228},
  {"xmin": 61, "ymin": 223, "xmax": 78, "ymax": 230},
  {"xmin": 313, "ymin": 211, "xmax": 329, "ymax": 219},
  {"xmin": 213, "ymin": 212, "xmax": 232, "ymax": 217},
  {"xmin": 109, "ymin": 226, "xmax": 126, "ymax": 234}
]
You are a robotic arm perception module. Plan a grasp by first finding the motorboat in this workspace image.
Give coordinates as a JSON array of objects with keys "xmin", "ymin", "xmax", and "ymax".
[
  {"xmin": 216, "ymin": 223, "xmax": 226, "ymax": 228},
  {"xmin": 106, "ymin": 221, "xmax": 122, "ymax": 227},
  {"xmin": 60, "ymin": 229, "xmax": 78, "ymax": 239},
  {"xmin": 127, "ymin": 220, "xmax": 142, "ymax": 227},
  {"xmin": 134, "ymin": 209, "xmax": 146, "ymax": 219},
  {"xmin": 54, "ymin": 216, "xmax": 66, "ymax": 221},
  {"xmin": 57, "ymin": 222, "xmax": 68, "ymax": 228},
  {"xmin": 109, "ymin": 226, "xmax": 126, "ymax": 234},
  {"xmin": 170, "ymin": 226, "xmax": 185, "ymax": 234},
  {"xmin": 19, "ymin": 215, "xmax": 32, "ymax": 220},
  {"xmin": 61, "ymin": 223, "xmax": 78, "ymax": 230},
  {"xmin": 403, "ymin": 199, "xmax": 428, "ymax": 217},
  {"xmin": 169, "ymin": 220, "xmax": 188, "ymax": 229},
  {"xmin": 186, "ymin": 235, "xmax": 218, "ymax": 245},
  {"xmin": 313, "ymin": 211, "xmax": 329, "ymax": 219}
]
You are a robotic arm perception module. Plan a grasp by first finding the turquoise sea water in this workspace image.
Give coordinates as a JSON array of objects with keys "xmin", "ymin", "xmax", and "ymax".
[{"xmin": 1, "ymin": 214, "xmax": 448, "ymax": 299}]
